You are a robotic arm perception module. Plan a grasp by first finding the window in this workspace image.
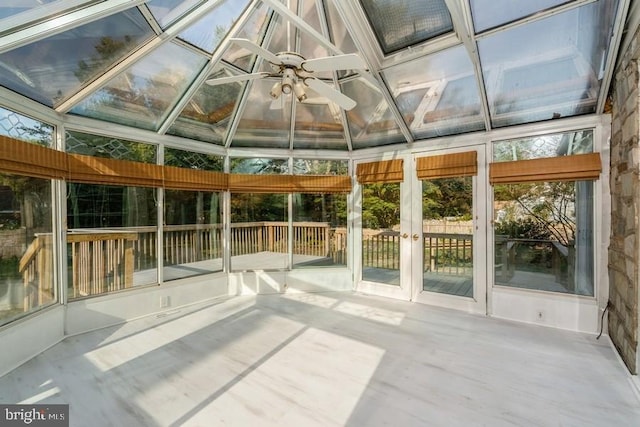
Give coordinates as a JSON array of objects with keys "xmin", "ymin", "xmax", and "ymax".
[
  {"xmin": 0, "ymin": 108, "xmax": 56, "ymax": 325},
  {"xmin": 230, "ymin": 158, "xmax": 288, "ymax": 271},
  {"xmin": 491, "ymin": 130, "xmax": 597, "ymax": 296},
  {"xmin": 163, "ymin": 148, "xmax": 224, "ymax": 281},
  {"xmin": 0, "ymin": 174, "xmax": 55, "ymax": 326},
  {"xmin": 293, "ymin": 159, "xmax": 348, "ymax": 269},
  {"xmin": 67, "ymin": 183, "xmax": 158, "ymax": 298}
]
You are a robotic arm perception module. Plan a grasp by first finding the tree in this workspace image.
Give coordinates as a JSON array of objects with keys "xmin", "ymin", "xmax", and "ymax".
[{"xmin": 362, "ymin": 183, "xmax": 400, "ymax": 229}]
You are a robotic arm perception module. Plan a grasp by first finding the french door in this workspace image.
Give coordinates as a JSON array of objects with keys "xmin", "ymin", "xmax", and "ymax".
[{"xmin": 356, "ymin": 147, "xmax": 487, "ymax": 314}]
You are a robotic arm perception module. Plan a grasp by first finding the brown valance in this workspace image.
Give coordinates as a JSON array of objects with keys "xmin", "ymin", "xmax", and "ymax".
[
  {"xmin": 356, "ymin": 159, "xmax": 403, "ymax": 183},
  {"xmin": 163, "ymin": 166, "xmax": 228, "ymax": 191},
  {"xmin": 489, "ymin": 152, "xmax": 601, "ymax": 184},
  {"xmin": 0, "ymin": 135, "xmax": 353, "ymax": 194},
  {"xmin": 229, "ymin": 174, "xmax": 292, "ymax": 193},
  {"xmin": 229, "ymin": 174, "xmax": 352, "ymax": 194},
  {"xmin": 416, "ymin": 151, "xmax": 477, "ymax": 180},
  {"xmin": 291, "ymin": 175, "xmax": 352, "ymax": 194},
  {"xmin": 67, "ymin": 153, "xmax": 164, "ymax": 188},
  {"xmin": 0, "ymin": 135, "xmax": 67, "ymax": 179}
]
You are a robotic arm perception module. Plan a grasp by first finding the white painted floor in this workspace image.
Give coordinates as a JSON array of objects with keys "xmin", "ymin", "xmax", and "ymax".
[{"xmin": 0, "ymin": 292, "xmax": 639, "ymax": 426}]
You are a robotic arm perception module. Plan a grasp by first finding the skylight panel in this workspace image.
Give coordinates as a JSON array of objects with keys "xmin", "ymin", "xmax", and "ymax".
[
  {"xmin": 167, "ymin": 68, "xmax": 244, "ymax": 145},
  {"xmin": 341, "ymin": 77, "xmax": 405, "ymax": 149},
  {"xmin": 360, "ymin": 0, "xmax": 453, "ymax": 54},
  {"xmin": 382, "ymin": 44, "xmax": 484, "ymax": 139},
  {"xmin": 177, "ymin": 0, "xmax": 251, "ymax": 53},
  {"xmin": 0, "ymin": 8, "xmax": 153, "ymax": 108},
  {"xmin": 70, "ymin": 41, "xmax": 208, "ymax": 131},
  {"xmin": 470, "ymin": 0, "xmax": 574, "ymax": 33},
  {"xmin": 477, "ymin": 0, "xmax": 619, "ymax": 128},
  {"xmin": 146, "ymin": 0, "xmax": 203, "ymax": 29}
]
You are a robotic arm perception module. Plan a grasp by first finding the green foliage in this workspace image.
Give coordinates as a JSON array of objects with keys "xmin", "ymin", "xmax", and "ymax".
[
  {"xmin": 231, "ymin": 193, "xmax": 287, "ymax": 222},
  {"xmin": 75, "ymin": 36, "xmax": 135, "ymax": 82},
  {"xmin": 422, "ymin": 177, "xmax": 472, "ymax": 220},
  {"xmin": 0, "ymin": 256, "xmax": 20, "ymax": 281},
  {"xmin": 362, "ymin": 183, "xmax": 399, "ymax": 229}
]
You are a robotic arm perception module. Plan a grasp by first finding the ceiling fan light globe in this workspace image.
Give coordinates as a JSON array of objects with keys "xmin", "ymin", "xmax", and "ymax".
[
  {"xmin": 270, "ymin": 82, "xmax": 282, "ymax": 99},
  {"xmin": 293, "ymin": 81, "xmax": 307, "ymax": 101}
]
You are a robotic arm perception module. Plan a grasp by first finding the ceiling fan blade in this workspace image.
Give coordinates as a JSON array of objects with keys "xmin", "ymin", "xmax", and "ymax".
[
  {"xmin": 205, "ymin": 72, "xmax": 268, "ymax": 86},
  {"xmin": 229, "ymin": 38, "xmax": 282, "ymax": 65},
  {"xmin": 304, "ymin": 78, "xmax": 357, "ymax": 111},
  {"xmin": 301, "ymin": 53, "xmax": 367, "ymax": 73}
]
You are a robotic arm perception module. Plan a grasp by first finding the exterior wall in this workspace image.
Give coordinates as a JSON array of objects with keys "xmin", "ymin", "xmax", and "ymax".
[
  {"xmin": 0, "ymin": 229, "xmax": 25, "ymax": 258},
  {"xmin": 609, "ymin": 25, "xmax": 640, "ymax": 374}
]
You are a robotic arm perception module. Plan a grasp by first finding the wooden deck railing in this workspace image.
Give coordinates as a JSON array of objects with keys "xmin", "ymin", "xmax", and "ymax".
[
  {"xmin": 67, "ymin": 231, "xmax": 137, "ymax": 298},
  {"xmin": 362, "ymin": 231, "xmax": 473, "ymax": 273},
  {"xmin": 18, "ymin": 233, "xmax": 54, "ymax": 311},
  {"xmin": 494, "ymin": 236, "xmax": 574, "ymax": 286}
]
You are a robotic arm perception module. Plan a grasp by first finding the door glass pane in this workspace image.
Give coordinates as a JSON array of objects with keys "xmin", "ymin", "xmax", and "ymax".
[
  {"xmin": 493, "ymin": 181, "xmax": 594, "ymax": 296},
  {"xmin": 361, "ymin": 183, "xmax": 400, "ymax": 285},
  {"xmin": 422, "ymin": 177, "xmax": 474, "ymax": 297}
]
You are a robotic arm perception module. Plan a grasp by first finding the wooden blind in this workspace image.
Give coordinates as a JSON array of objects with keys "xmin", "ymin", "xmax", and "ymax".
[
  {"xmin": 416, "ymin": 151, "xmax": 477, "ymax": 180},
  {"xmin": 489, "ymin": 152, "xmax": 601, "ymax": 184},
  {"xmin": 356, "ymin": 159, "xmax": 404, "ymax": 183},
  {"xmin": 163, "ymin": 166, "xmax": 228, "ymax": 191},
  {"xmin": 229, "ymin": 174, "xmax": 293, "ymax": 193},
  {"xmin": 229, "ymin": 174, "xmax": 351, "ymax": 194},
  {"xmin": 0, "ymin": 135, "xmax": 67, "ymax": 179},
  {"xmin": 291, "ymin": 175, "xmax": 352, "ymax": 194},
  {"xmin": 67, "ymin": 154, "xmax": 164, "ymax": 187}
]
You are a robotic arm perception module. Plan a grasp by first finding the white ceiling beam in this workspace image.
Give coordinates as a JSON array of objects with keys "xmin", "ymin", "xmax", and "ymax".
[
  {"xmin": 157, "ymin": 0, "xmax": 261, "ymax": 135},
  {"xmin": 599, "ymin": 0, "xmax": 632, "ymax": 113},
  {"xmin": 0, "ymin": 0, "xmax": 98, "ymax": 35},
  {"xmin": 0, "ymin": 0, "xmax": 147, "ymax": 54},
  {"xmin": 474, "ymin": 0, "xmax": 598, "ymax": 40},
  {"xmin": 261, "ymin": 0, "xmax": 343, "ymax": 55},
  {"xmin": 446, "ymin": 0, "xmax": 492, "ymax": 132},
  {"xmin": 329, "ymin": 0, "xmax": 414, "ymax": 144},
  {"xmin": 315, "ymin": 0, "xmax": 353, "ymax": 151},
  {"xmin": 223, "ymin": 7, "xmax": 280, "ymax": 148}
]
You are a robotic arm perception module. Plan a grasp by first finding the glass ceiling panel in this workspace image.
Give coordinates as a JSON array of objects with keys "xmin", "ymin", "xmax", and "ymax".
[
  {"xmin": 478, "ymin": 0, "xmax": 618, "ymax": 128},
  {"xmin": 470, "ymin": 0, "xmax": 574, "ymax": 33},
  {"xmin": 293, "ymin": 82, "xmax": 348, "ymax": 150},
  {"xmin": 324, "ymin": 0, "xmax": 360, "ymax": 79},
  {"xmin": 146, "ymin": 0, "xmax": 203, "ymax": 29},
  {"xmin": 383, "ymin": 44, "xmax": 484, "ymax": 139},
  {"xmin": 258, "ymin": 15, "xmax": 289, "ymax": 73},
  {"xmin": 71, "ymin": 41, "xmax": 207, "ymax": 131},
  {"xmin": 0, "ymin": 8, "xmax": 153, "ymax": 108},
  {"xmin": 222, "ymin": 2, "xmax": 272, "ymax": 72},
  {"xmin": 231, "ymin": 78, "xmax": 292, "ymax": 149},
  {"xmin": 360, "ymin": 0, "xmax": 453, "ymax": 54},
  {"xmin": 324, "ymin": 0, "xmax": 357, "ymax": 54},
  {"xmin": 341, "ymin": 77, "xmax": 405, "ymax": 149},
  {"xmin": 297, "ymin": 0, "xmax": 332, "ymax": 80},
  {"xmin": 177, "ymin": 0, "xmax": 250, "ymax": 53},
  {"xmin": 167, "ymin": 67, "xmax": 244, "ymax": 145}
]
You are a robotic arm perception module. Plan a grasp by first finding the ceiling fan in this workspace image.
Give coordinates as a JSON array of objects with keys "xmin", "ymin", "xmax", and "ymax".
[{"xmin": 205, "ymin": 38, "xmax": 367, "ymax": 111}]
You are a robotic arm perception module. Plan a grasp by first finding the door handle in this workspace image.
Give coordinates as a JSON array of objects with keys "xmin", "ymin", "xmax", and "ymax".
[
  {"xmin": 412, "ymin": 234, "xmax": 420, "ymax": 241},
  {"xmin": 402, "ymin": 233, "xmax": 409, "ymax": 239}
]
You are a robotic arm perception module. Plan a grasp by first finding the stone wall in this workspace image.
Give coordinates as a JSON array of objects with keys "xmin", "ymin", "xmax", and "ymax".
[
  {"xmin": 0, "ymin": 228, "xmax": 25, "ymax": 259},
  {"xmin": 609, "ymin": 25, "xmax": 640, "ymax": 374}
]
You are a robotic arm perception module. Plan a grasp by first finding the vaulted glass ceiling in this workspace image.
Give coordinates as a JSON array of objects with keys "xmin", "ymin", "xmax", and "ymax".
[{"xmin": 0, "ymin": 0, "xmax": 628, "ymax": 152}]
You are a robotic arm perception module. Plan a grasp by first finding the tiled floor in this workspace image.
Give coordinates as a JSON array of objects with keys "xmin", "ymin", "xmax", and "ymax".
[{"xmin": 0, "ymin": 292, "xmax": 638, "ymax": 426}]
